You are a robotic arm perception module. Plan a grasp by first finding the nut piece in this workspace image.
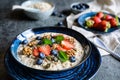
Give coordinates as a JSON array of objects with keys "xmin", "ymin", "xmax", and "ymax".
[
  {"xmin": 28, "ymin": 40, "xmax": 38, "ymax": 46},
  {"xmin": 43, "ymin": 34, "xmax": 51, "ymax": 39},
  {"xmin": 66, "ymin": 49, "xmax": 76, "ymax": 57},
  {"xmin": 65, "ymin": 37, "xmax": 75, "ymax": 44},
  {"xmin": 23, "ymin": 46, "xmax": 32, "ymax": 55},
  {"xmin": 51, "ymin": 44, "xmax": 58, "ymax": 49}
]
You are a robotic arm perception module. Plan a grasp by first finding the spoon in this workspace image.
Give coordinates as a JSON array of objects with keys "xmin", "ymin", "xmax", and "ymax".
[
  {"xmin": 12, "ymin": 5, "xmax": 40, "ymax": 12},
  {"xmin": 94, "ymin": 37, "xmax": 120, "ymax": 61}
]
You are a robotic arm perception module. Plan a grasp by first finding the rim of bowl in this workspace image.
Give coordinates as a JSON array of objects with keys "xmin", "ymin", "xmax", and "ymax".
[
  {"xmin": 21, "ymin": 0, "xmax": 55, "ymax": 12},
  {"xmin": 10, "ymin": 27, "xmax": 92, "ymax": 72}
]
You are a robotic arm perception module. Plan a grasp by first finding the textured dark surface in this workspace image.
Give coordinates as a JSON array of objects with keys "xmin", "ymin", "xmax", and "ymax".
[{"xmin": 0, "ymin": 0, "xmax": 120, "ymax": 80}]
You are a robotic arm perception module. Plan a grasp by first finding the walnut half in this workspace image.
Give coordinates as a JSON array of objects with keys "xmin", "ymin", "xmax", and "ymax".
[
  {"xmin": 66, "ymin": 49, "xmax": 76, "ymax": 57},
  {"xmin": 23, "ymin": 46, "xmax": 32, "ymax": 55}
]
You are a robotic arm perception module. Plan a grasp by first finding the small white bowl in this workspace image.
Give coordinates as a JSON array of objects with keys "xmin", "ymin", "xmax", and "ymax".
[
  {"xmin": 71, "ymin": 2, "xmax": 89, "ymax": 14},
  {"xmin": 13, "ymin": 0, "xmax": 55, "ymax": 20}
]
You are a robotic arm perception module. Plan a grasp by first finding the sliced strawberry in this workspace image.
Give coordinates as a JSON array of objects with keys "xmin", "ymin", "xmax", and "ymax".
[
  {"xmin": 33, "ymin": 48, "xmax": 39, "ymax": 57},
  {"xmin": 56, "ymin": 44, "xmax": 66, "ymax": 51},
  {"xmin": 61, "ymin": 40, "xmax": 74, "ymax": 50},
  {"xmin": 96, "ymin": 12, "xmax": 104, "ymax": 18},
  {"xmin": 38, "ymin": 45, "xmax": 51, "ymax": 56},
  {"xmin": 109, "ymin": 18, "xmax": 118, "ymax": 27}
]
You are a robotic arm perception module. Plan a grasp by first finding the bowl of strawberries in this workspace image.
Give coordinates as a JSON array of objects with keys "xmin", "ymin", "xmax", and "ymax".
[{"xmin": 78, "ymin": 12, "xmax": 120, "ymax": 33}]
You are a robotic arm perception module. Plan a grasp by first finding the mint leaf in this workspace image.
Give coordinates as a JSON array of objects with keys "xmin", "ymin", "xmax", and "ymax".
[
  {"xmin": 42, "ymin": 38, "xmax": 52, "ymax": 45},
  {"xmin": 58, "ymin": 51, "xmax": 68, "ymax": 62},
  {"xmin": 55, "ymin": 35, "xmax": 64, "ymax": 43}
]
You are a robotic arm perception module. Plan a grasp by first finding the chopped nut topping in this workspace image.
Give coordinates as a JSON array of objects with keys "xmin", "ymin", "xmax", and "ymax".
[
  {"xmin": 43, "ymin": 34, "xmax": 51, "ymax": 39},
  {"xmin": 66, "ymin": 49, "xmax": 76, "ymax": 56},
  {"xmin": 23, "ymin": 46, "xmax": 32, "ymax": 55},
  {"xmin": 65, "ymin": 37, "xmax": 75, "ymax": 44},
  {"xmin": 51, "ymin": 44, "xmax": 58, "ymax": 49},
  {"xmin": 28, "ymin": 40, "xmax": 38, "ymax": 46}
]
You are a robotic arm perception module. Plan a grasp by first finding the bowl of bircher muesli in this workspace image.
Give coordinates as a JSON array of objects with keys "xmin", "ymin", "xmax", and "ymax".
[{"xmin": 10, "ymin": 27, "xmax": 91, "ymax": 79}]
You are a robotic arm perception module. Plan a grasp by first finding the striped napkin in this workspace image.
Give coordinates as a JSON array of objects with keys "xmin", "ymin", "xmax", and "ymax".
[{"xmin": 66, "ymin": 0, "xmax": 120, "ymax": 56}]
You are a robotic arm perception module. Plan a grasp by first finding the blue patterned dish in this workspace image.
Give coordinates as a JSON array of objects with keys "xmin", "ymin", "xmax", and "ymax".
[
  {"xmin": 5, "ymin": 42, "xmax": 101, "ymax": 80},
  {"xmin": 78, "ymin": 12, "xmax": 120, "ymax": 33},
  {"xmin": 9, "ymin": 27, "xmax": 91, "ymax": 79}
]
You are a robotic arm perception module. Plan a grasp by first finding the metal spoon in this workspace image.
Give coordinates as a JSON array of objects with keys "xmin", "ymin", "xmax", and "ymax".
[{"xmin": 93, "ymin": 37, "xmax": 120, "ymax": 61}]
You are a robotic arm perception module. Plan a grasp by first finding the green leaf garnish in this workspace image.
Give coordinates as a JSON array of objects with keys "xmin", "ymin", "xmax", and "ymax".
[
  {"xmin": 58, "ymin": 50, "xmax": 68, "ymax": 62},
  {"xmin": 42, "ymin": 38, "xmax": 52, "ymax": 45},
  {"xmin": 55, "ymin": 35, "xmax": 64, "ymax": 43}
]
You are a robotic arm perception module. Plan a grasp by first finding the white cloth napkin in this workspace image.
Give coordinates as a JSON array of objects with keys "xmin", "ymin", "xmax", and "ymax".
[{"xmin": 66, "ymin": 0, "xmax": 120, "ymax": 56}]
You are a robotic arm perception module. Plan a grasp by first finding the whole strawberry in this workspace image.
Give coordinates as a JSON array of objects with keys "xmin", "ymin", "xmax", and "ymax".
[
  {"xmin": 96, "ymin": 20, "xmax": 111, "ymax": 32},
  {"xmin": 92, "ymin": 16, "xmax": 102, "ymax": 28},
  {"xmin": 103, "ymin": 14, "xmax": 113, "ymax": 21},
  {"xmin": 92, "ymin": 16, "xmax": 102, "ymax": 24},
  {"xmin": 109, "ymin": 16, "xmax": 119, "ymax": 27},
  {"xmin": 96, "ymin": 12, "xmax": 104, "ymax": 18}
]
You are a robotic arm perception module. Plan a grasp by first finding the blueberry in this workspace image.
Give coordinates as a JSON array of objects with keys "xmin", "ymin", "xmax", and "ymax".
[
  {"xmin": 59, "ymin": 14, "xmax": 64, "ymax": 18},
  {"xmin": 39, "ymin": 52, "xmax": 45, "ymax": 59},
  {"xmin": 69, "ymin": 56, "xmax": 76, "ymax": 62},
  {"xmin": 51, "ymin": 38, "xmax": 56, "ymax": 43},
  {"xmin": 36, "ymin": 58, "xmax": 43, "ymax": 65},
  {"xmin": 72, "ymin": 5, "xmax": 77, "ymax": 9},
  {"xmin": 79, "ymin": 3, "xmax": 83, "ymax": 6},
  {"xmin": 58, "ymin": 22, "xmax": 63, "ymax": 26},
  {"xmin": 82, "ymin": 5, "xmax": 86, "ymax": 9},
  {"xmin": 36, "ymin": 36, "xmax": 42, "ymax": 40},
  {"xmin": 38, "ymin": 40, "xmax": 42, "ymax": 45},
  {"xmin": 51, "ymin": 50, "xmax": 58, "ymax": 56},
  {"xmin": 76, "ymin": 5, "xmax": 82, "ymax": 10},
  {"xmin": 52, "ymin": 11, "xmax": 58, "ymax": 16},
  {"xmin": 79, "ymin": 3, "xmax": 89, "ymax": 10},
  {"xmin": 21, "ymin": 40, "xmax": 28, "ymax": 44}
]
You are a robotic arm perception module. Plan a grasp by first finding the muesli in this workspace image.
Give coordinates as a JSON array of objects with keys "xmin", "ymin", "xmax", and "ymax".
[{"xmin": 17, "ymin": 32, "xmax": 84, "ymax": 70}]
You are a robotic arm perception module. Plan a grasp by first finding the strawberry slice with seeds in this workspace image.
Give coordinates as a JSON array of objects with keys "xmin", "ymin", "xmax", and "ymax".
[
  {"xmin": 33, "ymin": 48, "xmax": 39, "ymax": 57},
  {"xmin": 61, "ymin": 40, "xmax": 74, "ymax": 50},
  {"xmin": 56, "ymin": 44, "xmax": 66, "ymax": 51},
  {"xmin": 38, "ymin": 45, "xmax": 51, "ymax": 56}
]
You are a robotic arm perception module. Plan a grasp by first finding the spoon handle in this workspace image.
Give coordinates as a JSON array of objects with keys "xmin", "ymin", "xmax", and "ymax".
[
  {"xmin": 93, "ymin": 37, "xmax": 120, "ymax": 61},
  {"xmin": 101, "ymin": 48, "xmax": 120, "ymax": 61},
  {"xmin": 96, "ymin": 44, "xmax": 120, "ymax": 61}
]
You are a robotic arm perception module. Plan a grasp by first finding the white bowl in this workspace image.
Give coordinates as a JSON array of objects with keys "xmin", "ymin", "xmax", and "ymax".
[
  {"xmin": 71, "ymin": 2, "xmax": 89, "ymax": 14},
  {"xmin": 14, "ymin": 0, "xmax": 55, "ymax": 20}
]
